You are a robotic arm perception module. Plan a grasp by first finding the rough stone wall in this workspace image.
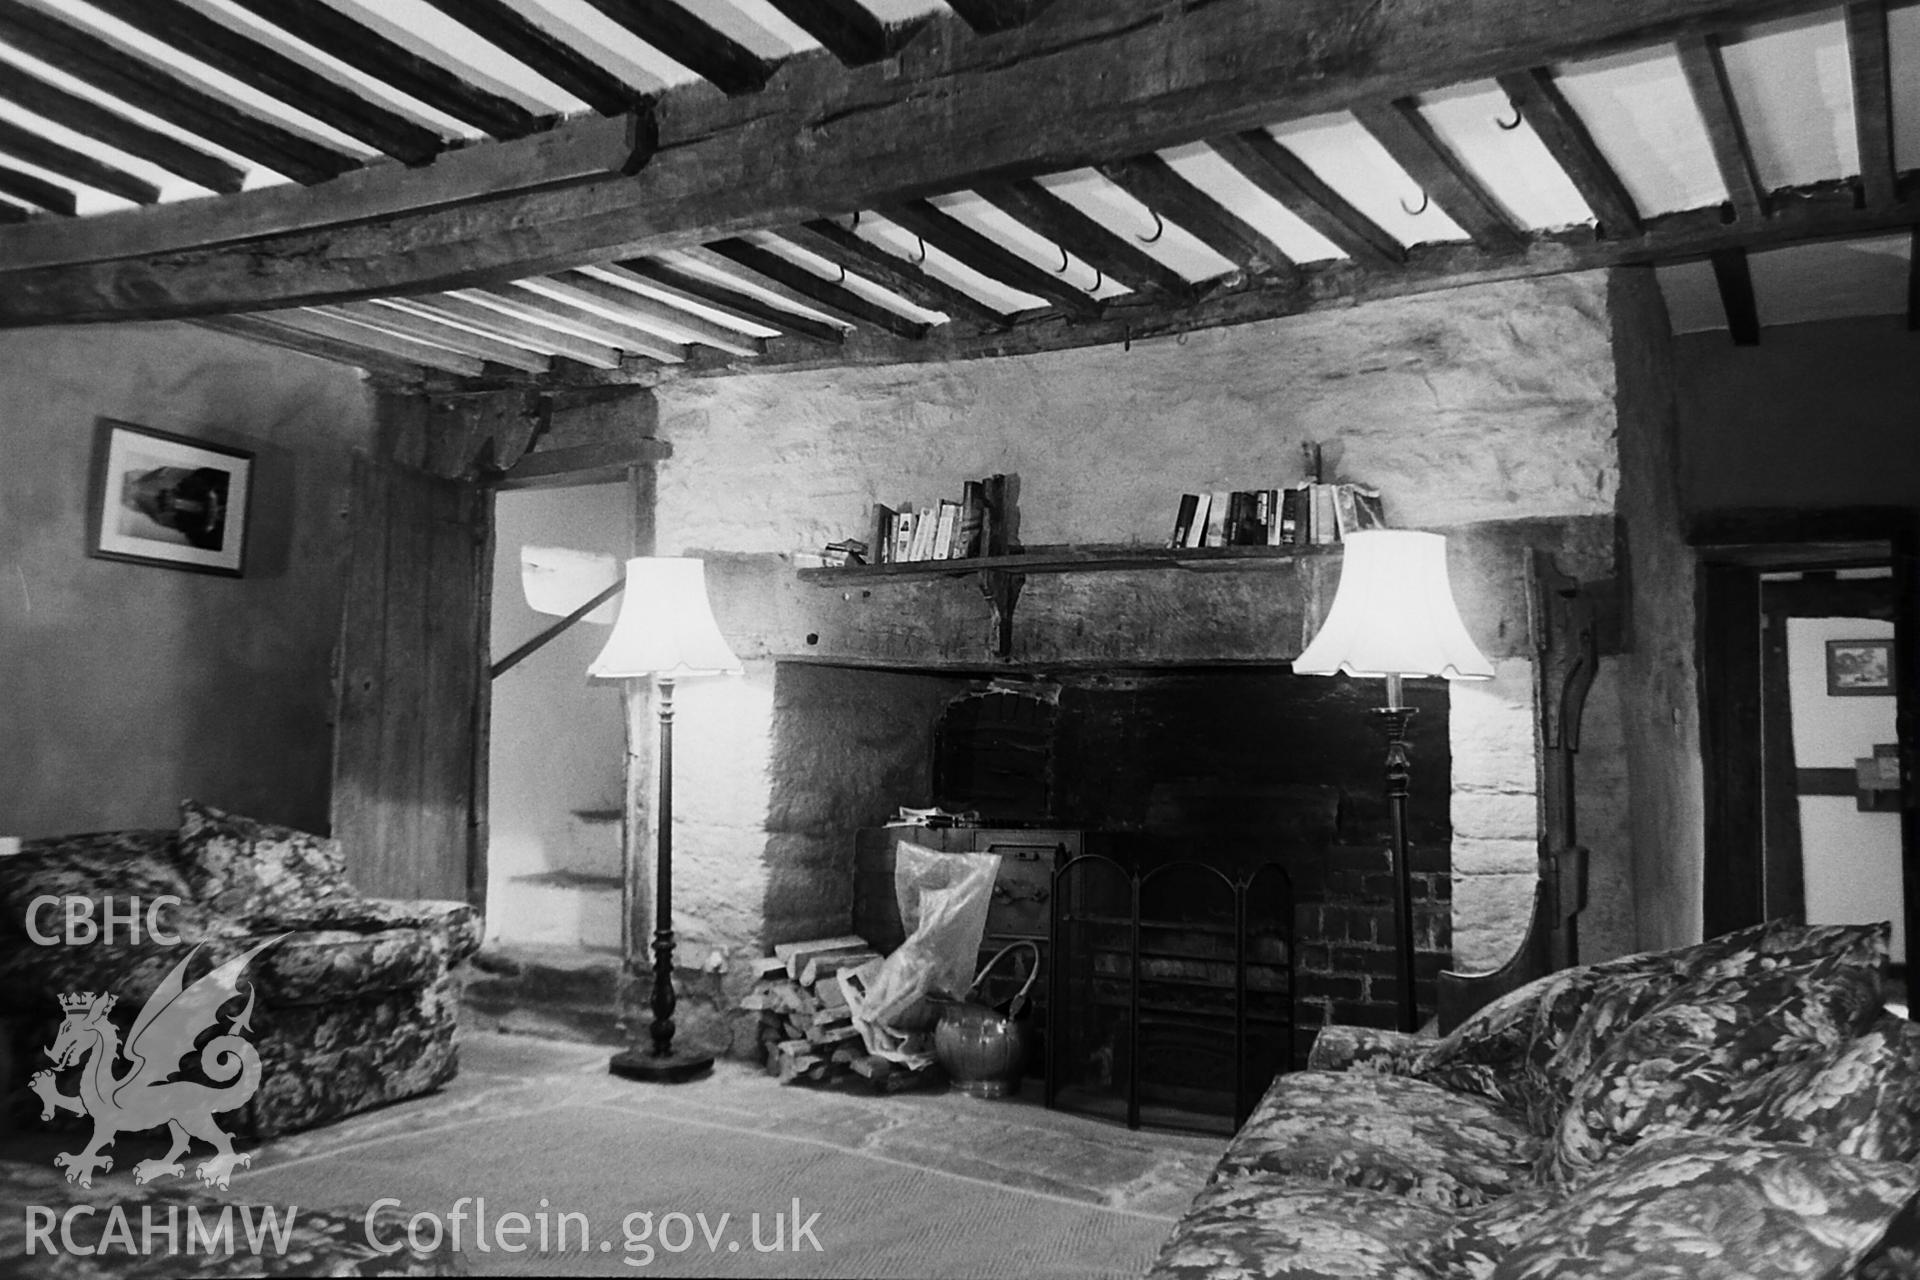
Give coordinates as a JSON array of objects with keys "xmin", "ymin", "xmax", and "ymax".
[{"xmin": 647, "ymin": 272, "xmax": 1627, "ymax": 1053}]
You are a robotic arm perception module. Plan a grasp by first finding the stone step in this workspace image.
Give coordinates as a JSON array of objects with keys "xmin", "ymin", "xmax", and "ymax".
[
  {"xmin": 544, "ymin": 807, "xmax": 622, "ymax": 879},
  {"xmin": 489, "ymin": 874, "xmax": 621, "ymax": 952},
  {"xmin": 462, "ymin": 944, "xmax": 626, "ymax": 1046}
]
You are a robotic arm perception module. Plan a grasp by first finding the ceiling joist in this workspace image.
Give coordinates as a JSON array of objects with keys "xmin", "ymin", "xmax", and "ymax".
[
  {"xmin": 1097, "ymin": 153, "xmax": 1297, "ymax": 278},
  {"xmin": 706, "ymin": 237, "xmax": 933, "ymax": 340},
  {"xmin": 0, "ymin": 0, "xmax": 1870, "ymax": 326},
  {"xmin": 763, "ymin": 0, "xmax": 931, "ymax": 66},
  {"xmin": 1845, "ymin": 1, "xmax": 1899, "ymax": 212},
  {"xmin": 1676, "ymin": 34, "xmax": 1770, "ymax": 223},
  {"xmin": 0, "ymin": 64, "xmax": 247, "ymax": 195},
  {"xmin": 782, "ymin": 219, "xmax": 1012, "ymax": 327},
  {"xmin": 1494, "ymin": 68, "xmax": 1642, "ymax": 238},
  {"xmin": 882, "ymin": 199, "xmax": 1104, "ymax": 319},
  {"xmin": 1351, "ymin": 100, "xmax": 1526, "ymax": 253},
  {"xmin": 614, "ymin": 257, "xmax": 848, "ymax": 347},
  {"xmin": 1205, "ymin": 130, "xmax": 1403, "ymax": 270}
]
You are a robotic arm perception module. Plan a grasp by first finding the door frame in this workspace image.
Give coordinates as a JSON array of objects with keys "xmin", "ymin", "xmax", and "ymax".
[{"xmin": 1691, "ymin": 506, "xmax": 1919, "ymax": 997}]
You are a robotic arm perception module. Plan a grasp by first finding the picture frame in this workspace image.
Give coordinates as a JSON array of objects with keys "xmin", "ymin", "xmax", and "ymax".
[
  {"xmin": 87, "ymin": 418, "xmax": 253, "ymax": 577},
  {"xmin": 1826, "ymin": 638, "xmax": 1894, "ymax": 696}
]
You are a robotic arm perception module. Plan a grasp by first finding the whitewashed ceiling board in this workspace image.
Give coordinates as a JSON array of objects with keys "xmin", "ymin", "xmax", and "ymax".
[
  {"xmin": 1416, "ymin": 81, "xmax": 1594, "ymax": 230},
  {"xmin": 1034, "ymin": 169, "xmax": 1240, "ymax": 283},
  {"xmin": 750, "ymin": 227, "xmax": 961, "ymax": 322},
  {"xmin": 1553, "ymin": 46, "xmax": 1728, "ymax": 216},
  {"xmin": 1719, "ymin": 13, "xmax": 1856, "ymax": 190},
  {"xmin": 1159, "ymin": 140, "xmax": 1348, "ymax": 264},
  {"xmin": 849, "ymin": 213, "xmax": 1039, "ymax": 315},
  {"xmin": 1267, "ymin": 112, "xmax": 1470, "ymax": 247},
  {"xmin": 928, "ymin": 190, "xmax": 1133, "ymax": 300},
  {"xmin": 1890, "ymin": 2, "xmax": 1920, "ymax": 171}
]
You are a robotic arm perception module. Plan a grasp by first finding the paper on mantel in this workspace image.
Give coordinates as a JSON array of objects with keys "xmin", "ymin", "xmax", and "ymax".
[{"xmin": 520, "ymin": 545, "xmax": 620, "ymax": 623}]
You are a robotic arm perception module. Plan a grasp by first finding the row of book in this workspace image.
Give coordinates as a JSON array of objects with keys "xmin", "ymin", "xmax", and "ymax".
[
  {"xmin": 1170, "ymin": 483, "xmax": 1384, "ymax": 549},
  {"xmin": 870, "ymin": 475, "xmax": 1001, "ymax": 564}
]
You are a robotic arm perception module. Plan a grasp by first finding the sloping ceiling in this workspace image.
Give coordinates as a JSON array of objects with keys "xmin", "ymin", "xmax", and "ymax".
[{"xmin": 0, "ymin": 0, "xmax": 1914, "ymax": 386}]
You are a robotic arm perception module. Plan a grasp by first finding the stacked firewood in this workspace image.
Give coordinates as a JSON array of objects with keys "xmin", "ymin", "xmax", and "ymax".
[{"xmin": 740, "ymin": 934, "xmax": 942, "ymax": 1092}]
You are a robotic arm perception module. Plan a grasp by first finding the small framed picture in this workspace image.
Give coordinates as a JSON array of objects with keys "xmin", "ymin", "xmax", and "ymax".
[
  {"xmin": 1826, "ymin": 638, "xmax": 1894, "ymax": 696},
  {"xmin": 88, "ymin": 418, "xmax": 252, "ymax": 577}
]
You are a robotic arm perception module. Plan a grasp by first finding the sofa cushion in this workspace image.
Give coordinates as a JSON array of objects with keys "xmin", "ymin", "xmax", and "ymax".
[
  {"xmin": 1434, "ymin": 1184, "xmax": 1565, "ymax": 1280},
  {"xmin": 1147, "ymin": 1173, "xmax": 1459, "ymax": 1280},
  {"xmin": 1306, "ymin": 1025, "xmax": 1432, "ymax": 1075},
  {"xmin": 1218, "ymin": 1070, "xmax": 1538, "ymax": 1209},
  {"xmin": 1860, "ymin": 1188, "xmax": 1920, "ymax": 1280},
  {"xmin": 0, "ymin": 829, "xmax": 215, "ymax": 944},
  {"xmin": 1672, "ymin": 918, "xmax": 1890, "ymax": 985},
  {"xmin": 250, "ymin": 898, "xmax": 484, "ymax": 967},
  {"xmin": 1491, "ymin": 1135, "xmax": 1919, "ymax": 1280},
  {"xmin": 176, "ymin": 801, "xmax": 359, "ymax": 924},
  {"xmin": 1542, "ymin": 950, "xmax": 1887, "ymax": 1182},
  {"xmin": 1701, "ymin": 1014, "xmax": 1920, "ymax": 1163}
]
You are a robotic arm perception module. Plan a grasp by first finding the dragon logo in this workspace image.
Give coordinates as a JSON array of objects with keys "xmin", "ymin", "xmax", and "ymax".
[{"xmin": 29, "ymin": 936, "xmax": 283, "ymax": 1190}]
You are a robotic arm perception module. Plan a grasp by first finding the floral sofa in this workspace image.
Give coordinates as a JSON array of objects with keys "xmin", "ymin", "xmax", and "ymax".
[
  {"xmin": 1148, "ymin": 920, "xmax": 1920, "ymax": 1279},
  {"xmin": 0, "ymin": 801, "xmax": 482, "ymax": 1139}
]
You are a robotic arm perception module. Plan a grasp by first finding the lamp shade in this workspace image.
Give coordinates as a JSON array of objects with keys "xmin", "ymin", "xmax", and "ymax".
[
  {"xmin": 588, "ymin": 557, "xmax": 743, "ymax": 679},
  {"xmin": 1293, "ymin": 530, "xmax": 1494, "ymax": 680}
]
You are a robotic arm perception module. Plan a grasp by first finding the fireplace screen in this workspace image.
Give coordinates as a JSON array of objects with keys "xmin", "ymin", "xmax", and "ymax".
[{"xmin": 1045, "ymin": 854, "xmax": 1293, "ymax": 1135}]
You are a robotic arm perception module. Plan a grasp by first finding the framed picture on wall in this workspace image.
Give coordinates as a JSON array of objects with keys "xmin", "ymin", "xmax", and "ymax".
[
  {"xmin": 1826, "ymin": 638, "xmax": 1894, "ymax": 696},
  {"xmin": 87, "ymin": 418, "xmax": 252, "ymax": 577}
]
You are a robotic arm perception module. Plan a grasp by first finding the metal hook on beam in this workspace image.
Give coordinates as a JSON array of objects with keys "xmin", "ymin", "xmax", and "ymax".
[
  {"xmin": 1054, "ymin": 244, "xmax": 1071, "ymax": 273},
  {"xmin": 1495, "ymin": 104, "xmax": 1523, "ymax": 131},
  {"xmin": 909, "ymin": 236, "xmax": 927, "ymax": 265},
  {"xmin": 1137, "ymin": 209, "xmax": 1166, "ymax": 244},
  {"xmin": 1401, "ymin": 190, "xmax": 1430, "ymax": 216}
]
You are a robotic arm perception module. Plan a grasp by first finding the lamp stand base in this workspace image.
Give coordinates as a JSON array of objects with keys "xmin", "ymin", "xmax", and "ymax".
[{"xmin": 608, "ymin": 1046, "xmax": 714, "ymax": 1084}]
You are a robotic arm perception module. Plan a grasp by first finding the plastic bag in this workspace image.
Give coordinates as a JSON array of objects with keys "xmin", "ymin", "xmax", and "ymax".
[{"xmin": 845, "ymin": 841, "xmax": 999, "ymax": 1063}]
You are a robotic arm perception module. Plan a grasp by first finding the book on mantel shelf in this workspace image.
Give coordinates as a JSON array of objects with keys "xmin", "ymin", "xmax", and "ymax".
[{"xmin": 1166, "ymin": 482, "xmax": 1386, "ymax": 548}]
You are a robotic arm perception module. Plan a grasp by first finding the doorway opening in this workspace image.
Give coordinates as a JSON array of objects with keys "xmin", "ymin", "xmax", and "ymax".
[{"xmin": 1695, "ymin": 508, "xmax": 1917, "ymax": 1001}]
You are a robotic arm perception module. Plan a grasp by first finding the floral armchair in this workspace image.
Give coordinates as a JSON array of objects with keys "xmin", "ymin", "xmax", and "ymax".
[
  {"xmin": 1148, "ymin": 921, "xmax": 1920, "ymax": 1279},
  {"xmin": 0, "ymin": 801, "xmax": 481, "ymax": 1139}
]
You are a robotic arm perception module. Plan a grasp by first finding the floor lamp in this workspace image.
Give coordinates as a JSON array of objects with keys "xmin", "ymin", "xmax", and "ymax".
[
  {"xmin": 590, "ymin": 557, "xmax": 742, "ymax": 1083},
  {"xmin": 1293, "ymin": 530, "xmax": 1493, "ymax": 1032}
]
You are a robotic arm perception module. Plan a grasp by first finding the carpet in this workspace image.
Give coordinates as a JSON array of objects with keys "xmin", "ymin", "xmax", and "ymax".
[{"xmin": 219, "ymin": 1034, "xmax": 1226, "ymax": 1279}]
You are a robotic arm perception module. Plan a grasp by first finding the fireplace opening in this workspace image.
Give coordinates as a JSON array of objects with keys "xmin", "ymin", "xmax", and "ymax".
[{"xmin": 785, "ymin": 660, "xmax": 1453, "ymax": 1122}]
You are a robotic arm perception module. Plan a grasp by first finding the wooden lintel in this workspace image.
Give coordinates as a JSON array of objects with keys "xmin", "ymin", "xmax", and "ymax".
[
  {"xmin": 1709, "ymin": 247, "xmax": 1760, "ymax": 345},
  {"xmin": 0, "ymin": 0, "xmax": 1854, "ymax": 324},
  {"xmin": 1495, "ymin": 68, "xmax": 1641, "ymax": 237},
  {"xmin": 1351, "ymin": 100, "xmax": 1524, "ymax": 252},
  {"xmin": 1846, "ymin": 2, "xmax": 1897, "ymax": 211},
  {"xmin": 1677, "ymin": 34, "xmax": 1769, "ymax": 223},
  {"xmin": 494, "ymin": 439, "xmax": 673, "ymax": 489}
]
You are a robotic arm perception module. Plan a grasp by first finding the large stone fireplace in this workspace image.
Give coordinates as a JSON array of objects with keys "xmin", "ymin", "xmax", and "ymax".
[{"xmin": 615, "ymin": 270, "xmax": 1645, "ymax": 1058}]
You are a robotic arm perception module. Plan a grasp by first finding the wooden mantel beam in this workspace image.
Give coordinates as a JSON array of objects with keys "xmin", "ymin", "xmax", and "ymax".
[{"xmin": 0, "ymin": 0, "xmax": 1856, "ymax": 325}]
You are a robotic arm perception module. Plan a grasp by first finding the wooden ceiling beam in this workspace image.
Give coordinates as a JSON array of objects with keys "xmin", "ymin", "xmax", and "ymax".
[
  {"xmin": 0, "ymin": 114, "xmax": 645, "ymax": 273},
  {"xmin": 707, "ymin": 237, "xmax": 933, "ymax": 339},
  {"xmin": 0, "ymin": 64, "xmax": 246, "ymax": 194},
  {"xmin": 334, "ymin": 302, "xmax": 553, "ymax": 372},
  {"xmin": 883, "ymin": 199, "xmax": 1104, "ymax": 318},
  {"xmin": 762, "ymin": 0, "xmax": 931, "ymax": 66},
  {"xmin": 1845, "ymin": 1, "xmax": 1897, "ymax": 211},
  {"xmin": 78, "ymin": 0, "xmax": 446, "ymax": 165},
  {"xmin": 1709, "ymin": 247, "xmax": 1761, "ymax": 345},
  {"xmin": 551, "ymin": 267, "xmax": 768, "ymax": 356},
  {"xmin": 973, "ymin": 179, "xmax": 1202, "ymax": 299},
  {"xmin": 412, "ymin": 0, "xmax": 647, "ymax": 116},
  {"xmin": 0, "ymin": 118, "xmax": 157, "ymax": 204},
  {"xmin": 784, "ymin": 218, "xmax": 1011, "ymax": 325},
  {"xmin": 1097, "ymin": 154, "xmax": 1296, "ymax": 277},
  {"xmin": 0, "ymin": 1, "xmax": 354, "ymax": 184},
  {"xmin": 506, "ymin": 281, "xmax": 695, "ymax": 363},
  {"xmin": 1204, "ymin": 131, "xmax": 1402, "ymax": 269},
  {"xmin": 190, "ymin": 313, "xmax": 431, "ymax": 381},
  {"xmin": 260, "ymin": 308, "xmax": 490, "ymax": 376},
  {"xmin": 0, "ymin": 0, "xmax": 1869, "ymax": 322},
  {"xmin": 572, "ymin": 0, "xmax": 781, "ymax": 95},
  {"xmin": 1908, "ymin": 226, "xmax": 1919, "ymax": 332},
  {"xmin": 399, "ymin": 294, "xmax": 625, "ymax": 369},
  {"xmin": 0, "ymin": 165, "xmax": 76, "ymax": 216},
  {"xmin": 1677, "ymin": 34, "xmax": 1769, "ymax": 223},
  {"xmin": 1351, "ymin": 100, "xmax": 1524, "ymax": 252},
  {"xmin": 1495, "ymin": 68, "xmax": 1641, "ymax": 237},
  {"xmin": 219, "ymin": 0, "xmax": 545, "ymax": 139},
  {"xmin": 614, "ymin": 257, "xmax": 847, "ymax": 346},
  {"xmin": 942, "ymin": 0, "xmax": 1060, "ymax": 34}
]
